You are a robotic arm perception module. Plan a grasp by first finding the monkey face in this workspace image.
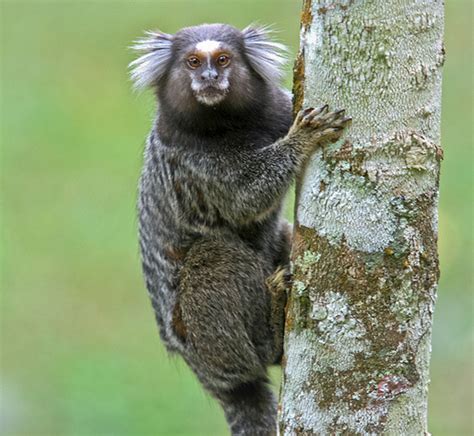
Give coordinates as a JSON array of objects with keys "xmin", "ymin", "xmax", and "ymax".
[
  {"xmin": 167, "ymin": 30, "xmax": 258, "ymax": 111},
  {"xmin": 184, "ymin": 40, "xmax": 234, "ymax": 106},
  {"xmin": 130, "ymin": 23, "xmax": 288, "ymax": 111}
]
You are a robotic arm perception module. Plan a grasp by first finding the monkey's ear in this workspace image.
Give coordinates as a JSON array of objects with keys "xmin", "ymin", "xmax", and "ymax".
[
  {"xmin": 242, "ymin": 25, "xmax": 289, "ymax": 83},
  {"xmin": 129, "ymin": 31, "xmax": 173, "ymax": 90}
]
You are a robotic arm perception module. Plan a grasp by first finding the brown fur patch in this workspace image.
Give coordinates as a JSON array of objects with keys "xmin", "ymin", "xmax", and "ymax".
[
  {"xmin": 164, "ymin": 245, "xmax": 187, "ymax": 261},
  {"xmin": 195, "ymin": 50, "xmax": 221, "ymax": 59},
  {"xmin": 195, "ymin": 187, "xmax": 208, "ymax": 213},
  {"xmin": 172, "ymin": 301, "xmax": 187, "ymax": 341},
  {"xmin": 173, "ymin": 180, "xmax": 182, "ymax": 195},
  {"xmin": 167, "ymin": 155, "xmax": 178, "ymax": 169}
]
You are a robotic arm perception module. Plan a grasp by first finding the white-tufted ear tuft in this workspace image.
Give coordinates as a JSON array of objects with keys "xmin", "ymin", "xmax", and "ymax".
[
  {"xmin": 129, "ymin": 31, "xmax": 173, "ymax": 90},
  {"xmin": 242, "ymin": 25, "xmax": 289, "ymax": 83}
]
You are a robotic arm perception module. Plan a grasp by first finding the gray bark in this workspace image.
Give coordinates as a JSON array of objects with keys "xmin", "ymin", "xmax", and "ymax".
[{"xmin": 279, "ymin": 0, "xmax": 444, "ymax": 434}]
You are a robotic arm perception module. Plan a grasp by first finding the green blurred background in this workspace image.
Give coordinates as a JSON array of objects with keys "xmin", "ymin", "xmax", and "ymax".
[{"xmin": 1, "ymin": 1, "xmax": 472, "ymax": 435}]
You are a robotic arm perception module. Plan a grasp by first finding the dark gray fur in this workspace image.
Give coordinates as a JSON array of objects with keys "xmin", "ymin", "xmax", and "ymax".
[{"xmin": 132, "ymin": 23, "xmax": 350, "ymax": 435}]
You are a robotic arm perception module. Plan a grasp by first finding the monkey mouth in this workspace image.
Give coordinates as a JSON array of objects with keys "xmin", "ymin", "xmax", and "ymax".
[{"xmin": 194, "ymin": 86, "xmax": 228, "ymax": 106}]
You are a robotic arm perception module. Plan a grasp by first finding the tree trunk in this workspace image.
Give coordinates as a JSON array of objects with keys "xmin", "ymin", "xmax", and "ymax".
[{"xmin": 279, "ymin": 0, "xmax": 444, "ymax": 434}]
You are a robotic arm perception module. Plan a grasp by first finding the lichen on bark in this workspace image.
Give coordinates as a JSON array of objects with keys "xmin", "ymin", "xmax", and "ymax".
[{"xmin": 279, "ymin": 0, "xmax": 443, "ymax": 434}]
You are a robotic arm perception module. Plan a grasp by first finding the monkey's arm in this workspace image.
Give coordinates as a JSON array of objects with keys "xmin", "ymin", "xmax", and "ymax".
[
  {"xmin": 183, "ymin": 106, "xmax": 350, "ymax": 224},
  {"xmin": 199, "ymin": 139, "xmax": 300, "ymax": 223}
]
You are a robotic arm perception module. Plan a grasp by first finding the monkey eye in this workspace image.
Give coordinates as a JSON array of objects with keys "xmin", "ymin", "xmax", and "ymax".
[
  {"xmin": 217, "ymin": 54, "xmax": 231, "ymax": 67},
  {"xmin": 187, "ymin": 56, "xmax": 201, "ymax": 69}
]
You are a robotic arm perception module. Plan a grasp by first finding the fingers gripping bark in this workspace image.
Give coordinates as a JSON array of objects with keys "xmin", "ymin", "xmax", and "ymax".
[{"xmin": 287, "ymin": 104, "xmax": 352, "ymax": 155}]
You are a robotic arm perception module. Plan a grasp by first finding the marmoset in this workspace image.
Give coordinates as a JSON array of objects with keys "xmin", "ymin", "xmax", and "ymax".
[{"xmin": 130, "ymin": 23, "xmax": 350, "ymax": 435}]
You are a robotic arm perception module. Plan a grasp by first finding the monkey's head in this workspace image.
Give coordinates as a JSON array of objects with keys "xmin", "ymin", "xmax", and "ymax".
[{"xmin": 130, "ymin": 23, "xmax": 288, "ymax": 111}]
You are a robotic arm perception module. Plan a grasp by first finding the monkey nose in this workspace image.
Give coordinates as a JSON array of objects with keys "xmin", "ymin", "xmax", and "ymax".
[{"xmin": 201, "ymin": 70, "xmax": 219, "ymax": 80}]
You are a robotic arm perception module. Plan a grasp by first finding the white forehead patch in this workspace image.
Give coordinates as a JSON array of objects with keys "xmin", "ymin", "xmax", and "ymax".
[{"xmin": 195, "ymin": 40, "xmax": 221, "ymax": 53}]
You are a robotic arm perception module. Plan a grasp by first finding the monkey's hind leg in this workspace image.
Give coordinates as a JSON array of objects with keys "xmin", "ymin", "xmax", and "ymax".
[
  {"xmin": 178, "ymin": 238, "xmax": 278, "ymax": 436},
  {"xmin": 265, "ymin": 266, "xmax": 291, "ymax": 364}
]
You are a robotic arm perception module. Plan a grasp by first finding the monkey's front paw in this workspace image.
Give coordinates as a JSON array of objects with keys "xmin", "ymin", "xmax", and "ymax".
[{"xmin": 291, "ymin": 105, "xmax": 352, "ymax": 150}]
